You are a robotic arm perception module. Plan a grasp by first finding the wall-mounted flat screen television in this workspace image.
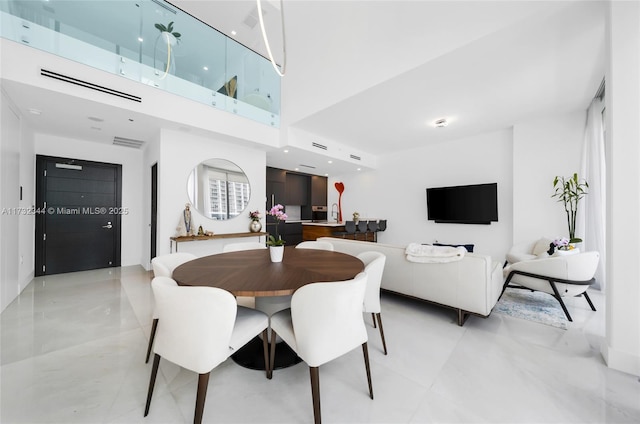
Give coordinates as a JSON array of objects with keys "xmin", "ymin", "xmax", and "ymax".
[{"xmin": 426, "ymin": 183, "xmax": 498, "ymax": 224}]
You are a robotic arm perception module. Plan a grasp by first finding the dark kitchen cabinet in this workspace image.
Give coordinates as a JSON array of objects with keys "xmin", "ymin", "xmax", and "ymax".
[
  {"xmin": 267, "ymin": 167, "xmax": 286, "ymax": 209},
  {"xmin": 311, "ymin": 175, "xmax": 328, "ymax": 206},
  {"xmin": 283, "ymin": 222, "xmax": 303, "ymax": 245},
  {"xmin": 285, "ymin": 173, "xmax": 309, "ymax": 205}
]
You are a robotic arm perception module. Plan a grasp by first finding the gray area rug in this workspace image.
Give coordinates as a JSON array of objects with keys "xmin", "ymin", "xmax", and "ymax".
[{"xmin": 493, "ymin": 289, "xmax": 569, "ymax": 330}]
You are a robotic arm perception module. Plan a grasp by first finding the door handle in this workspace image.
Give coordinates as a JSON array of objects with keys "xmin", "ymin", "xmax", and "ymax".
[{"xmin": 102, "ymin": 221, "xmax": 113, "ymax": 229}]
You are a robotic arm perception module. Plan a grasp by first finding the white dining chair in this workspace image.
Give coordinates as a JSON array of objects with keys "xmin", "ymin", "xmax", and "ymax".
[
  {"xmin": 151, "ymin": 252, "xmax": 197, "ymax": 277},
  {"xmin": 223, "ymin": 242, "xmax": 266, "ymax": 253},
  {"xmin": 147, "ymin": 252, "xmax": 197, "ymax": 363},
  {"xmin": 269, "ymin": 272, "xmax": 373, "ymax": 424},
  {"xmin": 357, "ymin": 251, "xmax": 388, "ymax": 355},
  {"xmin": 144, "ymin": 276, "xmax": 270, "ymax": 424},
  {"xmin": 295, "ymin": 240, "xmax": 334, "ymax": 251}
]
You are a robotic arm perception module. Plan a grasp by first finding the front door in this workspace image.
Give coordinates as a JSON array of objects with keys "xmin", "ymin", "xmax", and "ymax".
[{"xmin": 35, "ymin": 155, "xmax": 122, "ymax": 276}]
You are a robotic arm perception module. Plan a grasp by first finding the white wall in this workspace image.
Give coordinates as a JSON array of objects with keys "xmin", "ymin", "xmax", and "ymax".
[
  {"xmin": 1, "ymin": 90, "xmax": 22, "ymax": 311},
  {"xmin": 18, "ymin": 121, "xmax": 35, "ymax": 290},
  {"xmin": 34, "ymin": 134, "xmax": 144, "ymax": 267},
  {"xmin": 329, "ymin": 129, "xmax": 513, "ymax": 261},
  {"xmin": 512, "ymin": 110, "xmax": 586, "ymax": 245},
  {"xmin": 155, "ymin": 129, "xmax": 267, "ymax": 257},
  {"xmin": 603, "ymin": 0, "xmax": 640, "ymax": 377}
]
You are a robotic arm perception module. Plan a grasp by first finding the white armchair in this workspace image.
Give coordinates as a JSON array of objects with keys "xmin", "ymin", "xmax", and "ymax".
[
  {"xmin": 501, "ymin": 251, "xmax": 599, "ymax": 321},
  {"xmin": 505, "ymin": 237, "xmax": 554, "ymax": 265}
]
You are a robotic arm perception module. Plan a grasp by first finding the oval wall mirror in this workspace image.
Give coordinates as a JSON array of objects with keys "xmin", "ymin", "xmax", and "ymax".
[{"xmin": 186, "ymin": 158, "xmax": 251, "ymax": 220}]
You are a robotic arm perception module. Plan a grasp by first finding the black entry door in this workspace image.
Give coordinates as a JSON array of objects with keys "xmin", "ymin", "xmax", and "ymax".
[{"xmin": 35, "ymin": 155, "xmax": 122, "ymax": 276}]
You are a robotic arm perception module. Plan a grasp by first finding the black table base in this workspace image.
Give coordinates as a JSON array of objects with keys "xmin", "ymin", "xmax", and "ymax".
[{"xmin": 231, "ymin": 336, "xmax": 302, "ymax": 371}]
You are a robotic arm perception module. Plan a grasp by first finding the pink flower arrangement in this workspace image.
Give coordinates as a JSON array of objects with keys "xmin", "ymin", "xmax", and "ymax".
[
  {"xmin": 267, "ymin": 204, "xmax": 287, "ymax": 246},
  {"xmin": 553, "ymin": 237, "xmax": 573, "ymax": 251},
  {"xmin": 249, "ymin": 210, "xmax": 261, "ymax": 221}
]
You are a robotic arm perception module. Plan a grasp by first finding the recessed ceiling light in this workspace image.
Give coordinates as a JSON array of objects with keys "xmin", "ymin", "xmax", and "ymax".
[
  {"xmin": 325, "ymin": 173, "xmax": 329, "ymax": 176},
  {"xmin": 90, "ymin": 126, "xmax": 102, "ymax": 131},
  {"xmin": 28, "ymin": 108, "xmax": 41, "ymax": 115},
  {"xmin": 203, "ymin": 66, "xmax": 208, "ymax": 71},
  {"xmin": 328, "ymin": 160, "xmax": 333, "ymax": 164},
  {"xmin": 294, "ymin": 168, "xmax": 299, "ymax": 171},
  {"xmin": 231, "ymin": 30, "xmax": 237, "ymax": 36},
  {"xmin": 138, "ymin": 37, "xmax": 144, "ymax": 43},
  {"xmin": 357, "ymin": 168, "xmax": 361, "ymax": 171},
  {"xmin": 434, "ymin": 118, "xmax": 448, "ymax": 128},
  {"xmin": 284, "ymin": 149, "xmax": 289, "ymax": 153}
]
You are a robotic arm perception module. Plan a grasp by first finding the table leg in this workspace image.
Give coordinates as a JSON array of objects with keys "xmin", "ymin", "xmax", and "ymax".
[{"xmin": 231, "ymin": 295, "xmax": 302, "ymax": 371}]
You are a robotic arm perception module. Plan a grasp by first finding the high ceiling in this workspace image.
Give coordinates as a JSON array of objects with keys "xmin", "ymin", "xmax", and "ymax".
[{"xmin": 2, "ymin": 0, "xmax": 606, "ymax": 176}]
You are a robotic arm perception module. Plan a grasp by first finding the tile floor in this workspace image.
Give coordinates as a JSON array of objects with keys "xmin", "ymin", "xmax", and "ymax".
[{"xmin": 1, "ymin": 265, "xmax": 639, "ymax": 423}]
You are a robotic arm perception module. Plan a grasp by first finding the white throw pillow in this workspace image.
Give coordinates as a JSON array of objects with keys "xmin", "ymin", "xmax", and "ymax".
[{"xmin": 532, "ymin": 238, "xmax": 553, "ymax": 256}]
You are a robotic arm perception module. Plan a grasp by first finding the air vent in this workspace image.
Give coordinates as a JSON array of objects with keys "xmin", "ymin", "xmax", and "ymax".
[
  {"xmin": 300, "ymin": 164, "xmax": 316, "ymax": 169},
  {"xmin": 151, "ymin": 0, "xmax": 177, "ymax": 14},
  {"xmin": 113, "ymin": 136, "xmax": 145, "ymax": 149},
  {"xmin": 312, "ymin": 142, "xmax": 327, "ymax": 150},
  {"xmin": 243, "ymin": 6, "xmax": 263, "ymax": 29},
  {"xmin": 349, "ymin": 154, "xmax": 361, "ymax": 161},
  {"xmin": 41, "ymin": 69, "xmax": 142, "ymax": 103}
]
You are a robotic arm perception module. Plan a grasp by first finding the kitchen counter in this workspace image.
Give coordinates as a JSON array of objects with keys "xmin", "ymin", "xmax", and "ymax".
[
  {"xmin": 302, "ymin": 222, "xmax": 345, "ymax": 241},
  {"xmin": 301, "ymin": 221, "xmax": 345, "ymax": 227}
]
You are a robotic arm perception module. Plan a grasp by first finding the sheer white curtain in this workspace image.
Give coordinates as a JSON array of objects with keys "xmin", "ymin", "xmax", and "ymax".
[{"xmin": 579, "ymin": 97, "xmax": 606, "ymax": 290}]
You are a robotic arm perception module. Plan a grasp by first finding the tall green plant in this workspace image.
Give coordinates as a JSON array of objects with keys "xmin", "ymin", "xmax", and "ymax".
[
  {"xmin": 154, "ymin": 21, "xmax": 181, "ymax": 43},
  {"xmin": 552, "ymin": 173, "xmax": 588, "ymax": 243}
]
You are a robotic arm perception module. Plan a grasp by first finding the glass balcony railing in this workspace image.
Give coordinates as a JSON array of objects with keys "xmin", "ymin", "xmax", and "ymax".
[{"xmin": 0, "ymin": 0, "xmax": 280, "ymax": 127}]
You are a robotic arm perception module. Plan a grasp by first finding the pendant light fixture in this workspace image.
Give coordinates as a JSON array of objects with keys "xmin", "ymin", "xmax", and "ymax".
[{"xmin": 257, "ymin": 0, "xmax": 287, "ymax": 77}]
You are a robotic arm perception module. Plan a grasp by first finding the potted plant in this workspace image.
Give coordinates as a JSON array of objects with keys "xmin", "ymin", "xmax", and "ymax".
[
  {"xmin": 266, "ymin": 204, "xmax": 287, "ymax": 262},
  {"xmin": 552, "ymin": 173, "xmax": 588, "ymax": 243},
  {"xmin": 155, "ymin": 21, "xmax": 181, "ymax": 46}
]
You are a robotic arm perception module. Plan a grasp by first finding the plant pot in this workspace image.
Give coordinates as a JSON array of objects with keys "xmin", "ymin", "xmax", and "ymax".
[
  {"xmin": 249, "ymin": 220, "xmax": 262, "ymax": 233},
  {"xmin": 269, "ymin": 245, "xmax": 284, "ymax": 263},
  {"xmin": 161, "ymin": 31, "xmax": 177, "ymax": 46},
  {"xmin": 554, "ymin": 247, "xmax": 580, "ymax": 256}
]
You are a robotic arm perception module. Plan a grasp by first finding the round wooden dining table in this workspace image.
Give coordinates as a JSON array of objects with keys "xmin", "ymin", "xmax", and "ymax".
[
  {"xmin": 172, "ymin": 245, "xmax": 364, "ymax": 295},
  {"xmin": 172, "ymin": 246, "xmax": 365, "ymax": 370}
]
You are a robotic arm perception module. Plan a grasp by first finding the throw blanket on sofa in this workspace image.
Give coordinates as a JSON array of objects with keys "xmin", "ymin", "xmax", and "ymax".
[{"xmin": 405, "ymin": 243, "xmax": 466, "ymax": 263}]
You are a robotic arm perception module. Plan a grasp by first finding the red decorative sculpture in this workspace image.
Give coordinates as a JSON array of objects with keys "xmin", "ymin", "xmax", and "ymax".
[{"xmin": 334, "ymin": 182, "xmax": 345, "ymax": 222}]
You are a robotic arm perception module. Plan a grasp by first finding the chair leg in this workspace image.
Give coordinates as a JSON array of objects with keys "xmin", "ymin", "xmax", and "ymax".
[
  {"xmin": 145, "ymin": 318, "xmax": 158, "ymax": 363},
  {"xmin": 371, "ymin": 312, "xmax": 377, "ymax": 328},
  {"xmin": 375, "ymin": 313, "xmax": 388, "ymax": 355},
  {"xmin": 582, "ymin": 291, "xmax": 597, "ymax": 311},
  {"xmin": 194, "ymin": 373, "xmax": 210, "ymax": 424},
  {"xmin": 269, "ymin": 329, "xmax": 277, "ymax": 378},
  {"xmin": 309, "ymin": 366, "xmax": 321, "ymax": 424},
  {"xmin": 361, "ymin": 342, "xmax": 374, "ymax": 399},
  {"xmin": 144, "ymin": 353, "xmax": 161, "ymax": 417},
  {"xmin": 261, "ymin": 329, "xmax": 271, "ymax": 379}
]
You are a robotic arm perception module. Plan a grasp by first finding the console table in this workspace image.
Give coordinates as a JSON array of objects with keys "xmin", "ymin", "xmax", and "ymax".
[{"xmin": 170, "ymin": 232, "xmax": 267, "ymax": 252}]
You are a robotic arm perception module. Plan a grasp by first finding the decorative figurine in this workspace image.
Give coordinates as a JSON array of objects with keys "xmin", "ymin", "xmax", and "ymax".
[
  {"xmin": 197, "ymin": 225, "xmax": 204, "ymax": 236},
  {"xmin": 175, "ymin": 203, "xmax": 194, "ymax": 237}
]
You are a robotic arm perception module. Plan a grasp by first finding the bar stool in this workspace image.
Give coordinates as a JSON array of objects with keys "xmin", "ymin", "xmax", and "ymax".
[
  {"xmin": 333, "ymin": 220, "xmax": 357, "ymax": 239},
  {"xmin": 357, "ymin": 220, "xmax": 368, "ymax": 241},
  {"xmin": 378, "ymin": 219, "xmax": 387, "ymax": 233},
  {"xmin": 367, "ymin": 220, "xmax": 379, "ymax": 242}
]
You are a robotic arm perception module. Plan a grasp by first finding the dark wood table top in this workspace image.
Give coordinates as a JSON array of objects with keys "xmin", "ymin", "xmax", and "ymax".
[{"xmin": 172, "ymin": 246, "xmax": 364, "ymax": 297}]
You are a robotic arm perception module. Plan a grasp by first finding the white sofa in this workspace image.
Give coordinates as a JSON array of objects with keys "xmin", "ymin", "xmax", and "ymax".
[{"xmin": 318, "ymin": 237, "xmax": 504, "ymax": 325}]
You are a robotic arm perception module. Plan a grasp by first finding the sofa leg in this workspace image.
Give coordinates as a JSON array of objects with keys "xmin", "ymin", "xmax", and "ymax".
[{"xmin": 457, "ymin": 309, "xmax": 470, "ymax": 326}]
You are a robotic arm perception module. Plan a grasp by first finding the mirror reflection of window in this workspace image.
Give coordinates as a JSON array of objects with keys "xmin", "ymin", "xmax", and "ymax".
[{"xmin": 187, "ymin": 159, "xmax": 250, "ymax": 220}]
